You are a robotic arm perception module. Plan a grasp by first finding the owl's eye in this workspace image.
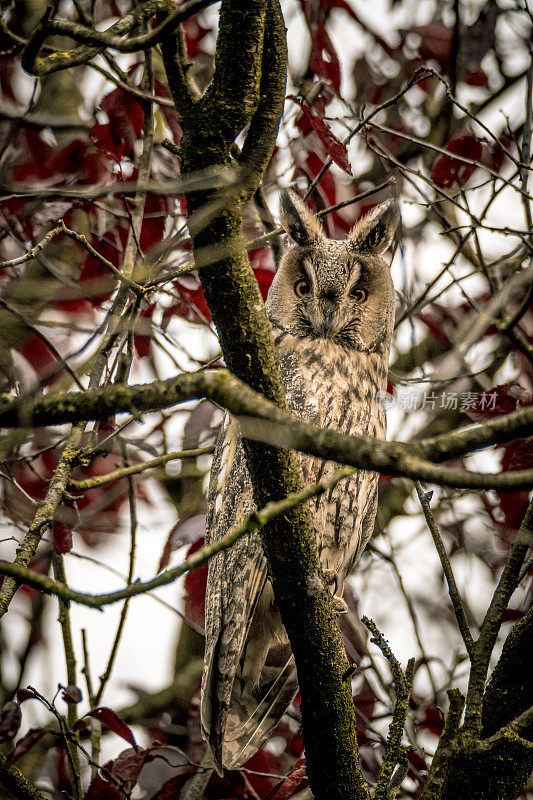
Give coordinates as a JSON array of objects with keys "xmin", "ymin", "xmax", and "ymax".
[
  {"xmin": 351, "ymin": 287, "xmax": 368, "ymax": 304},
  {"xmin": 294, "ymin": 278, "xmax": 312, "ymax": 298}
]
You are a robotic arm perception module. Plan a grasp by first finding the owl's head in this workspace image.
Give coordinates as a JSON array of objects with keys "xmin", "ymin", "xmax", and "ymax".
[{"xmin": 266, "ymin": 190, "xmax": 399, "ymax": 353}]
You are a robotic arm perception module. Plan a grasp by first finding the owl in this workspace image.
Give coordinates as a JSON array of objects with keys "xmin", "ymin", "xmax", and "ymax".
[{"xmin": 201, "ymin": 189, "xmax": 399, "ymax": 773}]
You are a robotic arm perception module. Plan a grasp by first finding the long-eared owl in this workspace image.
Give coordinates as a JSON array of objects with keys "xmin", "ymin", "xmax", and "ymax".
[{"xmin": 201, "ymin": 189, "xmax": 400, "ymax": 772}]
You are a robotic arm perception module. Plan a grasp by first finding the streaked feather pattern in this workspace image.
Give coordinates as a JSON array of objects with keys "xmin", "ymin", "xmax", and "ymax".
[{"xmin": 201, "ymin": 190, "xmax": 399, "ymax": 772}]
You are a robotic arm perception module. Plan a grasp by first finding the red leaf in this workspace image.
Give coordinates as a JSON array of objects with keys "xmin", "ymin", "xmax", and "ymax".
[
  {"xmin": 79, "ymin": 226, "xmax": 128, "ymax": 307},
  {"xmin": 289, "ymin": 96, "xmax": 351, "ymax": 175},
  {"xmin": 462, "ymin": 384, "xmax": 522, "ymax": 422},
  {"xmin": 265, "ymin": 759, "xmax": 308, "ymax": 800},
  {"xmin": 490, "ymin": 136, "xmax": 512, "ymax": 172},
  {"xmin": 495, "ymin": 437, "xmax": 533, "ymax": 531},
  {"xmin": 309, "ymin": 24, "xmax": 341, "ymax": 94},
  {"xmin": 0, "ymin": 702, "xmax": 22, "ymax": 741},
  {"xmin": 53, "ymin": 521, "xmax": 73, "ymax": 554},
  {"xmin": 54, "ymin": 744, "xmax": 72, "ymax": 793},
  {"xmin": 407, "ymin": 749, "xmax": 428, "ymax": 775},
  {"xmin": 21, "ymin": 335, "xmax": 57, "ymax": 376},
  {"xmin": 90, "ymin": 122, "xmax": 125, "ymax": 161},
  {"xmin": 465, "ymin": 69, "xmax": 488, "ymax": 87},
  {"xmin": 320, "ymin": 0, "xmax": 358, "ymax": 20},
  {"xmin": 431, "ymin": 135, "xmax": 483, "ymax": 188},
  {"xmin": 140, "ymin": 194, "xmax": 169, "ymax": 253},
  {"xmin": 412, "ymin": 23, "xmax": 453, "ymax": 65},
  {"xmin": 249, "ymin": 245, "xmax": 276, "ymax": 273},
  {"xmin": 151, "ymin": 772, "xmax": 196, "ymax": 800},
  {"xmin": 418, "ymin": 299, "xmax": 482, "ymax": 348},
  {"xmin": 101, "ymin": 88, "xmax": 144, "ymax": 159},
  {"xmin": 182, "ymin": 15, "xmax": 210, "ymax": 58},
  {"xmin": 10, "ymin": 728, "xmax": 50, "ymax": 762},
  {"xmin": 61, "ymin": 685, "xmax": 82, "ymax": 704},
  {"xmin": 76, "ymin": 708, "xmax": 137, "ymax": 749},
  {"xmin": 48, "ymin": 139, "xmax": 109, "ymax": 185},
  {"xmin": 172, "ymin": 276, "xmax": 212, "ymax": 323},
  {"xmin": 501, "ymin": 608, "xmax": 526, "ymax": 623},
  {"xmin": 85, "ymin": 773, "xmax": 123, "ymax": 800},
  {"xmin": 241, "ymin": 749, "xmax": 282, "ymax": 796},
  {"xmin": 107, "ymin": 747, "xmax": 146, "ymax": 783},
  {"xmin": 12, "ymin": 130, "xmax": 54, "ymax": 182},
  {"xmin": 501, "ymin": 437, "xmax": 533, "ymax": 472},
  {"xmin": 134, "ymin": 303, "xmax": 155, "ymax": 359},
  {"xmin": 158, "ymin": 514, "xmax": 206, "ymax": 573},
  {"xmin": 253, "ymin": 266, "xmax": 276, "ymax": 300},
  {"xmin": 183, "ymin": 538, "xmax": 208, "ymax": 627},
  {"xmin": 16, "ymin": 688, "xmax": 38, "ymax": 703},
  {"xmin": 462, "ymin": 4, "xmax": 497, "ymax": 74},
  {"xmin": 416, "ymin": 701, "xmax": 445, "ymax": 735},
  {"xmin": 54, "ymin": 297, "xmax": 95, "ymax": 315}
]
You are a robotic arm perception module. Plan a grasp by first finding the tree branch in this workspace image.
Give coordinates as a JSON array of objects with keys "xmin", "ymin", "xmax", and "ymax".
[
  {"xmin": 68, "ymin": 445, "xmax": 213, "ymax": 491},
  {"xmin": 0, "ymin": 425, "xmax": 85, "ymax": 619},
  {"xmin": 0, "ymin": 466, "xmax": 356, "ymax": 609},
  {"xmin": 0, "ymin": 752, "xmax": 48, "ymax": 800},
  {"xmin": 363, "ymin": 618, "xmax": 414, "ymax": 800},
  {"xmin": 464, "ymin": 498, "xmax": 533, "ymax": 736},
  {"xmin": 1, "ymin": 370, "xmax": 532, "ymax": 490},
  {"xmin": 20, "ymin": 0, "xmax": 216, "ymax": 74},
  {"xmin": 415, "ymin": 483, "xmax": 475, "ymax": 657}
]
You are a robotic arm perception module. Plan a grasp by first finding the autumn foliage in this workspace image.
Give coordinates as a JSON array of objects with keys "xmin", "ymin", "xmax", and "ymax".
[{"xmin": 0, "ymin": 0, "xmax": 533, "ymax": 798}]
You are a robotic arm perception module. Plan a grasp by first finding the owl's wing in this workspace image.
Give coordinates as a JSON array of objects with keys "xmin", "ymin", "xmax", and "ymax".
[{"xmin": 201, "ymin": 414, "xmax": 299, "ymax": 772}]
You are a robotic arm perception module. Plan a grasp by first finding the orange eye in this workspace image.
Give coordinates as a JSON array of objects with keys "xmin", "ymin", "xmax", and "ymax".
[
  {"xmin": 351, "ymin": 287, "xmax": 368, "ymax": 304},
  {"xmin": 294, "ymin": 278, "xmax": 312, "ymax": 298}
]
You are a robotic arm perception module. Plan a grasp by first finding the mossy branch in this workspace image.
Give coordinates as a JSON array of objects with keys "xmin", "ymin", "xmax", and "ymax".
[
  {"xmin": 0, "ymin": 466, "xmax": 356, "ymax": 609},
  {"xmin": 0, "ymin": 752, "xmax": 48, "ymax": 800},
  {"xmin": 20, "ymin": 0, "xmax": 215, "ymax": 75},
  {"xmin": 68, "ymin": 445, "xmax": 213, "ymax": 491},
  {"xmin": 463, "ymin": 498, "xmax": 533, "ymax": 736},
  {"xmin": 420, "ymin": 500, "xmax": 533, "ymax": 800},
  {"xmin": 0, "ymin": 425, "xmax": 85, "ymax": 620},
  {"xmin": 1, "ymin": 370, "xmax": 533, "ymax": 490},
  {"xmin": 363, "ymin": 618, "xmax": 414, "ymax": 800},
  {"xmin": 482, "ymin": 604, "xmax": 533, "ymax": 740},
  {"xmin": 422, "ymin": 688, "xmax": 465, "ymax": 798},
  {"xmin": 236, "ymin": 0, "xmax": 287, "ymax": 203}
]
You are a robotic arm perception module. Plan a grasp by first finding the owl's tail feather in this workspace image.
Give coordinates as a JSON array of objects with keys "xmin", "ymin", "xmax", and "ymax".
[{"xmin": 221, "ymin": 654, "xmax": 298, "ymax": 770}]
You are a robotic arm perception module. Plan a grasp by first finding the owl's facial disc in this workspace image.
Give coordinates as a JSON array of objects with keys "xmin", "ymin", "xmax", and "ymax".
[
  {"xmin": 291, "ymin": 252, "xmax": 367, "ymax": 341},
  {"xmin": 266, "ymin": 239, "xmax": 395, "ymax": 353}
]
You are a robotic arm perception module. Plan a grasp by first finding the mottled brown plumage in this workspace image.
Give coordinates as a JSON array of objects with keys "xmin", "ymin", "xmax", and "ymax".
[{"xmin": 201, "ymin": 189, "xmax": 400, "ymax": 772}]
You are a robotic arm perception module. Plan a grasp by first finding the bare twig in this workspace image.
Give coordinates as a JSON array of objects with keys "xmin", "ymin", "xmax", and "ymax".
[
  {"xmin": 68, "ymin": 445, "xmax": 214, "ymax": 491},
  {"xmin": 93, "ymin": 439, "xmax": 137, "ymax": 707},
  {"xmin": 0, "ymin": 465, "xmax": 357, "ymax": 608},
  {"xmin": 415, "ymin": 483, "xmax": 475, "ymax": 658},
  {"xmin": 52, "ymin": 552, "xmax": 82, "ymax": 800},
  {"xmin": 463, "ymin": 498, "xmax": 533, "ymax": 735},
  {"xmin": 362, "ymin": 617, "xmax": 414, "ymax": 800}
]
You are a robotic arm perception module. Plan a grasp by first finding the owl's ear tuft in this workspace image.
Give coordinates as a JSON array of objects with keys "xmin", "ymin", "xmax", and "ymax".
[
  {"xmin": 279, "ymin": 189, "xmax": 323, "ymax": 246},
  {"xmin": 349, "ymin": 199, "xmax": 400, "ymax": 255}
]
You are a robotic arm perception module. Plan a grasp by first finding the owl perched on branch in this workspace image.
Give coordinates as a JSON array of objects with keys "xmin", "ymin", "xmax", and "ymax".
[{"xmin": 201, "ymin": 189, "xmax": 399, "ymax": 772}]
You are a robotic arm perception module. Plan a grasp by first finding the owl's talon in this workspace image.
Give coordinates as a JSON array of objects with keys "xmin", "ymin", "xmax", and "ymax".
[
  {"xmin": 323, "ymin": 570, "xmax": 347, "ymax": 615},
  {"xmin": 323, "ymin": 568, "xmax": 339, "ymax": 589},
  {"xmin": 332, "ymin": 595, "xmax": 349, "ymax": 615}
]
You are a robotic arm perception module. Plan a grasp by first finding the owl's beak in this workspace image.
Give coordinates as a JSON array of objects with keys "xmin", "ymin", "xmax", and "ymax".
[{"xmin": 319, "ymin": 301, "xmax": 337, "ymax": 335}]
